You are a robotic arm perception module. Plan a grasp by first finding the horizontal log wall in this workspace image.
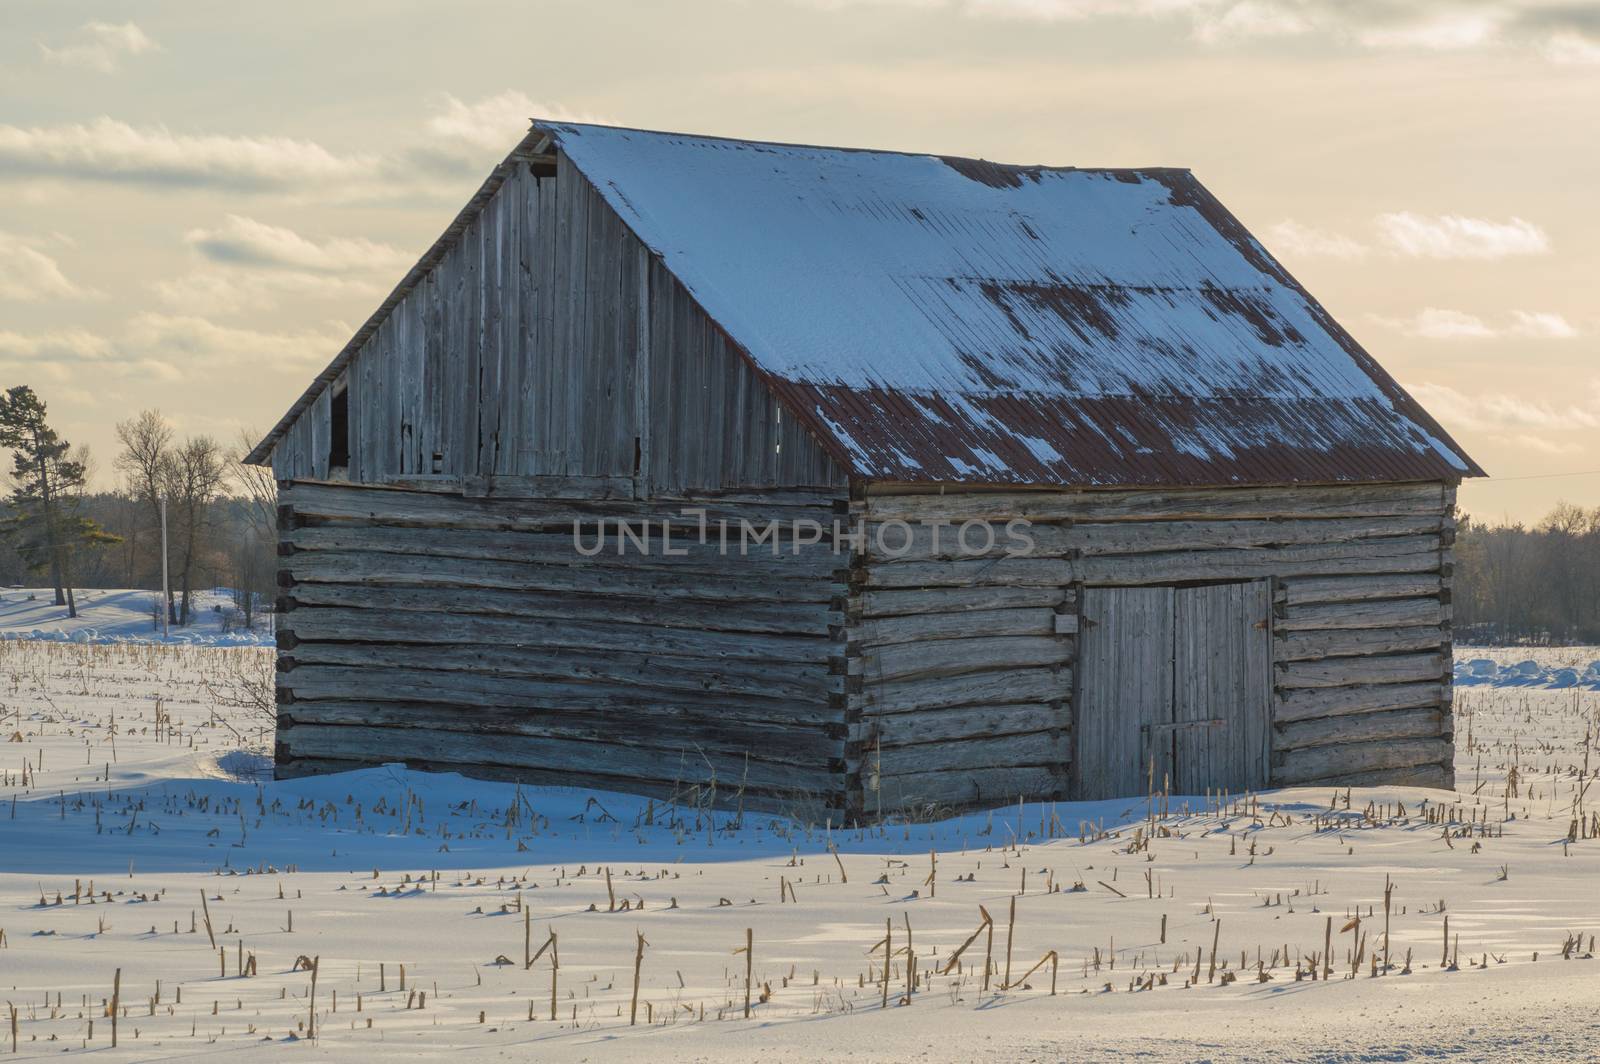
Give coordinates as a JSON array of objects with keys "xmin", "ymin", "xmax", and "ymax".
[
  {"xmin": 857, "ymin": 481, "xmax": 1457, "ymax": 800},
  {"xmin": 846, "ymin": 501, "xmax": 1075, "ymax": 815},
  {"xmin": 270, "ymin": 154, "xmax": 844, "ymax": 495},
  {"xmin": 274, "ymin": 480, "xmax": 852, "ymax": 813}
]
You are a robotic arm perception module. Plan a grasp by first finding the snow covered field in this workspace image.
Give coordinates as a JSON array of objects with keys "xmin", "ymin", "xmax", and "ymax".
[
  {"xmin": 0, "ymin": 589, "xmax": 272, "ymax": 647},
  {"xmin": 1, "ymin": 638, "xmax": 1598, "ymax": 1062}
]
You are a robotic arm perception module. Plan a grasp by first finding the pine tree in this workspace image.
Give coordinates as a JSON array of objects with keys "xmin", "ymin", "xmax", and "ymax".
[{"xmin": 0, "ymin": 386, "xmax": 118, "ymax": 618}]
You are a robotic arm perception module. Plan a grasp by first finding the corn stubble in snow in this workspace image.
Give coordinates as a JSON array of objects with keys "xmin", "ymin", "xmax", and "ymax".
[{"xmin": 0, "ymin": 638, "xmax": 1596, "ymax": 1058}]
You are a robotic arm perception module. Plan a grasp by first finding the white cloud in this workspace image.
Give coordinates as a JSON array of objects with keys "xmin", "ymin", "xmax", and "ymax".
[
  {"xmin": 125, "ymin": 313, "xmax": 349, "ymax": 370},
  {"xmin": 151, "ymin": 273, "xmax": 262, "ymax": 316},
  {"xmin": 1507, "ymin": 310, "xmax": 1579, "ymax": 339},
  {"xmin": 1376, "ymin": 307, "xmax": 1579, "ymax": 341},
  {"xmin": 794, "ymin": 0, "xmax": 943, "ymax": 7},
  {"xmin": 1511, "ymin": 433, "xmax": 1584, "ymax": 455},
  {"xmin": 0, "ymin": 328, "xmax": 178, "ymax": 382},
  {"xmin": 1377, "ymin": 212, "xmax": 1550, "ymax": 260},
  {"xmin": 152, "ymin": 270, "xmax": 385, "ymax": 317},
  {"xmin": 1409, "ymin": 380, "xmax": 1600, "ymax": 434},
  {"xmin": 1267, "ymin": 219, "xmax": 1368, "ymax": 260},
  {"xmin": 792, "ymin": 0, "xmax": 1600, "ymax": 63},
  {"xmin": 39, "ymin": 21, "xmax": 157, "ymax": 74},
  {"xmin": 1389, "ymin": 307, "xmax": 1498, "ymax": 340},
  {"xmin": 1192, "ymin": 0, "xmax": 1313, "ymax": 42},
  {"xmin": 0, "ymin": 97, "xmax": 615, "ymax": 198},
  {"xmin": 0, "ymin": 117, "xmax": 375, "ymax": 192},
  {"xmin": 1544, "ymin": 31, "xmax": 1600, "ymax": 64},
  {"xmin": 0, "ymin": 231, "xmax": 88, "ymax": 300},
  {"xmin": 152, "ymin": 216, "xmax": 410, "ymax": 316},
  {"xmin": 0, "ymin": 312, "xmax": 350, "ymax": 392},
  {"xmin": 425, "ymin": 91, "xmax": 613, "ymax": 153},
  {"xmin": 966, "ymin": 0, "xmax": 1206, "ymax": 19},
  {"xmin": 1356, "ymin": 11, "xmax": 1505, "ymax": 51},
  {"xmin": 185, "ymin": 215, "xmax": 408, "ymax": 274},
  {"xmin": 0, "ymin": 328, "xmax": 117, "ymax": 362}
]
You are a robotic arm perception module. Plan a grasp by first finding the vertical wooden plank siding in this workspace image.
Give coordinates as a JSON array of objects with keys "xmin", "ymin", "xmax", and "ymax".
[
  {"xmin": 1172, "ymin": 582, "xmax": 1271, "ymax": 793},
  {"xmin": 1078, "ymin": 586, "xmax": 1175, "ymax": 800},
  {"xmin": 263, "ymin": 157, "xmax": 843, "ymax": 493},
  {"xmin": 1170, "ymin": 584, "xmax": 1215, "ymax": 790}
]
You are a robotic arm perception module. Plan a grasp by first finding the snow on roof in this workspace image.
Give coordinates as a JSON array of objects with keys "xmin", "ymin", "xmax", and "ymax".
[{"xmin": 541, "ymin": 121, "xmax": 1480, "ymax": 486}]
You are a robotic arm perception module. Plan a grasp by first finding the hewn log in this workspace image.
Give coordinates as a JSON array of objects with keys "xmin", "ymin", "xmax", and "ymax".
[
  {"xmin": 283, "ymin": 525, "xmax": 841, "ymax": 576},
  {"xmin": 856, "ymin": 608, "xmax": 1056, "ymax": 648},
  {"xmin": 856, "ymin": 585, "xmax": 1068, "ymax": 619},
  {"xmin": 1275, "ymin": 706, "xmax": 1444, "ymax": 751},
  {"xmin": 281, "ymin": 699, "xmax": 841, "ymax": 762},
  {"xmin": 1278, "ymin": 573, "xmax": 1441, "ymax": 606},
  {"xmin": 861, "ymin": 636, "xmax": 1069, "ymax": 684},
  {"xmin": 284, "ymin": 550, "xmax": 837, "ymax": 602},
  {"xmin": 862, "ymin": 483, "xmax": 1446, "ymax": 524},
  {"xmin": 278, "ymin": 723, "xmax": 842, "ymax": 795},
  {"xmin": 1274, "ymin": 653, "xmax": 1446, "ymax": 690},
  {"xmin": 1072, "ymin": 514, "xmax": 1441, "ymax": 554},
  {"xmin": 870, "ymin": 765, "xmax": 1063, "ymax": 811},
  {"xmin": 275, "ymin": 756, "xmax": 836, "ymax": 813},
  {"xmin": 284, "ymin": 641, "xmax": 834, "ymax": 701},
  {"xmin": 285, "ymin": 582, "xmax": 836, "ymax": 635},
  {"xmin": 1274, "ymin": 738, "xmax": 1452, "ymax": 784},
  {"xmin": 1279, "ymin": 762, "xmax": 1453, "ymax": 790},
  {"xmin": 283, "ymin": 550, "xmax": 837, "ymax": 599},
  {"xmin": 862, "ymin": 731, "xmax": 1068, "ymax": 776},
  {"xmin": 1276, "ymin": 625, "xmax": 1445, "ymax": 662},
  {"xmin": 282, "ymin": 666, "xmax": 839, "ymax": 726},
  {"xmin": 861, "ymin": 667, "xmax": 1071, "ymax": 714},
  {"xmin": 1275, "ymin": 597, "xmax": 1443, "ymax": 632},
  {"xmin": 281, "ymin": 607, "xmax": 833, "ymax": 663},
  {"xmin": 863, "ymin": 514, "xmax": 1441, "ymax": 562},
  {"xmin": 1079, "ymin": 537, "xmax": 1441, "ymax": 585},
  {"xmin": 1273, "ymin": 682, "xmax": 1443, "ymax": 724},
  {"xmin": 851, "ymin": 703, "xmax": 1062, "ymax": 746},
  {"xmin": 860, "ymin": 557, "xmax": 1073, "ymax": 589}
]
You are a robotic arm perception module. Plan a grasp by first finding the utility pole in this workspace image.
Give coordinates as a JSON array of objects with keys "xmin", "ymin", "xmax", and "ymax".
[{"xmin": 159, "ymin": 497, "xmax": 170, "ymax": 640}]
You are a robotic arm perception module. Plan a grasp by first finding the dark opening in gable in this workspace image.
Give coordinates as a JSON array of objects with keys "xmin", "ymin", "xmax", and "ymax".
[{"xmin": 329, "ymin": 383, "xmax": 350, "ymax": 472}]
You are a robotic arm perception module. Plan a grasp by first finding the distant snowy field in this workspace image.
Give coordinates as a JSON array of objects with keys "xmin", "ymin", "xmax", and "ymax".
[
  {"xmin": 0, "ymin": 588, "xmax": 272, "ymax": 647},
  {"xmin": 1455, "ymin": 645, "xmax": 1600, "ymax": 689},
  {"xmin": 0, "ymin": 626, "xmax": 1596, "ymax": 1058}
]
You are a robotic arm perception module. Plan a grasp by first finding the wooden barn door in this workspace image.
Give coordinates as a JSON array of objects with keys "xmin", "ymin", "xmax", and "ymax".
[
  {"xmin": 1075, "ymin": 587, "xmax": 1175, "ymax": 799},
  {"xmin": 1171, "ymin": 582, "xmax": 1272, "ymax": 794},
  {"xmin": 1076, "ymin": 582, "xmax": 1270, "ymax": 799}
]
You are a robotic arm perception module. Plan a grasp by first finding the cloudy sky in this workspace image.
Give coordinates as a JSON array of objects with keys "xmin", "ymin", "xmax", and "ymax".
[{"xmin": 3, "ymin": 0, "xmax": 1597, "ymax": 522}]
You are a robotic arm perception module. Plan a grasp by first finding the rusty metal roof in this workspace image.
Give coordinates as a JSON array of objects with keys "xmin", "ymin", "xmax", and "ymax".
[{"xmin": 542, "ymin": 121, "xmax": 1481, "ymax": 486}]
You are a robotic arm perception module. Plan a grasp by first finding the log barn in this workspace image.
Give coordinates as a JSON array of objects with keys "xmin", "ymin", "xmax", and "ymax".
[{"xmin": 247, "ymin": 121, "xmax": 1481, "ymax": 816}]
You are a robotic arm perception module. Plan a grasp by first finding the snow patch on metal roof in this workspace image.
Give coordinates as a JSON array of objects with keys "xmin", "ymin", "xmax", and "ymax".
[{"xmin": 541, "ymin": 122, "xmax": 1481, "ymax": 486}]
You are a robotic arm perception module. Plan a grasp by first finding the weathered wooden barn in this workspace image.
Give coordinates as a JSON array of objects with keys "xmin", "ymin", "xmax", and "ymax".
[{"xmin": 247, "ymin": 121, "xmax": 1481, "ymax": 815}]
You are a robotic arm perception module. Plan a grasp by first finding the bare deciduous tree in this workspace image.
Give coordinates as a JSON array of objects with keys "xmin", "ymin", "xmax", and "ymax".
[
  {"xmin": 115, "ymin": 410, "xmax": 175, "ymax": 619},
  {"xmin": 166, "ymin": 435, "xmax": 228, "ymax": 626}
]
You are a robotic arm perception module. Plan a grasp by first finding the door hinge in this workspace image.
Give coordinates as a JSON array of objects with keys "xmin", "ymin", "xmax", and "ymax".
[{"xmin": 1142, "ymin": 720, "xmax": 1226, "ymax": 734}]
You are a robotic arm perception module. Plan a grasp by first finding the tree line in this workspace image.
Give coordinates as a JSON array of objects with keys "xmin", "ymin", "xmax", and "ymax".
[
  {"xmin": 1454, "ymin": 503, "xmax": 1600, "ymax": 646},
  {"xmin": 0, "ymin": 386, "xmax": 275, "ymax": 630}
]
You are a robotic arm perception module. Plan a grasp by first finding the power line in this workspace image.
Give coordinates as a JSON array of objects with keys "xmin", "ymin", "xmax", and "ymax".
[{"xmin": 1477, "ymin": 468, "xmax": 1600, "ymax": 483}]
